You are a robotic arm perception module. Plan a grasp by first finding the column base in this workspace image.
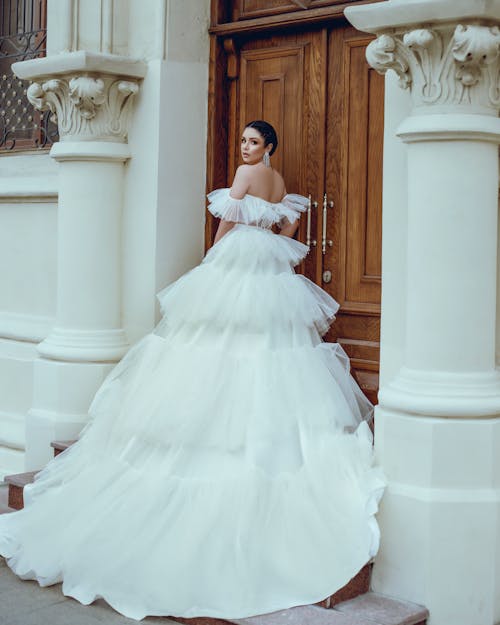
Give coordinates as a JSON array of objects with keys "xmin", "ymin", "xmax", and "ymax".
[
  {"xmin": 37, "ymin": 327, "xmax": 129, "ymax": 362},
  {"xmin": 379, "ymin": 366, "xmax": 500, "ymax": 418},
  {"xmin": 372, "ymin": 408, "xmax": 500, "ymax": 625}
]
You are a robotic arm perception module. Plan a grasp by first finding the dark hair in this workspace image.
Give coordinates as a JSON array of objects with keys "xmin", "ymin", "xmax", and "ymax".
[{"xmin": 245, "ymin": 120, "xmax": 278, "ymax": 156}]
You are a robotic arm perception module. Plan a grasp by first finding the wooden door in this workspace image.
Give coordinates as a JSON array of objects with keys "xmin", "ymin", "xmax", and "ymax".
[{"xmin": 212, "ymin": 21, "xmax": 383, "ymax": 402}]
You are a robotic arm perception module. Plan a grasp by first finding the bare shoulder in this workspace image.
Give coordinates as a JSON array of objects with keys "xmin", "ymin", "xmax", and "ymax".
[
  {"xmin": 230, "ymin": 165, "xmax": 253, "ymax": 199},
  {"xmin": 272, "ymin": 169, "xmax": 285, "ymax": 186},
  {"xmin": 273, "ymin": 169, "xmax": 286, "ymax": 196},
  {"xmin": 234, "ymin": 164, "xmax": 253, "ymax": 179}
]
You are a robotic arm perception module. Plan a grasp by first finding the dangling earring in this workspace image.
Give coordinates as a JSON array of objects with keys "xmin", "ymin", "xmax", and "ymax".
[{"xmin": 263, "ymin": 151, "xmax": 271, "ymax": 167}]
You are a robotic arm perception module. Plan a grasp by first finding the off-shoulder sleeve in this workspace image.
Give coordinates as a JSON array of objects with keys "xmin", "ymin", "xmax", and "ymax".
[
  {"xmin": 207, "ymin": 188, "xmax": 309, "ymax": 228},
  {"xmin": 206, "ymin": 188, "xmax": 248, "ymax": 223},
  {"xmin": 279, "ymin": 194, "xmax": 309, "ymax": 226}
]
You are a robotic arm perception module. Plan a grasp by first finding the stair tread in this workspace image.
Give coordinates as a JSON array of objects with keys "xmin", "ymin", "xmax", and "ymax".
[
  {"xmin": 4, "ymin": 470, "xmax": 38, "ymax": 487},
  {"xmin": 50, "ymin": 439, "xmax": 77, "ymax": 451},
  {"xmin": 226, "ymin": 593, "xmax": 428, "ymax": 625},
  {"xmin": 333, "ymin": 592, "xmax": 428, "ymax": 625}
]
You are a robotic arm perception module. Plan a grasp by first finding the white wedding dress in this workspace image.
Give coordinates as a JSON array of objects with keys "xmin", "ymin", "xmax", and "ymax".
[{"xmin": 0, "ymin": 189, "xmax": 386, "ymax": 621}]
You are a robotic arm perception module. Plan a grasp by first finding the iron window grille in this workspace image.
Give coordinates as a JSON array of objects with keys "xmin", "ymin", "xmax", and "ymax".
[{"xmin": 0, "ymin": 0, "xmax": 58, "ymax": 151}]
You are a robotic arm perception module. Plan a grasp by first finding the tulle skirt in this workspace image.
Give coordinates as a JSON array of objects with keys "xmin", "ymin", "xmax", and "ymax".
[{"xmin": 0, "ymin": 224, "xmax": 386, "ymax": 621}]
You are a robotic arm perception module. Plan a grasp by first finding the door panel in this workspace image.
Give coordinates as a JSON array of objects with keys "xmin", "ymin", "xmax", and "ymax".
[
  {"xmin": 345, "ymin": 40, "xmax": 382, "ymax": 308},
  {"xmin": 325, "ymin": 26, "xmax": 383, "ymax": 400}
]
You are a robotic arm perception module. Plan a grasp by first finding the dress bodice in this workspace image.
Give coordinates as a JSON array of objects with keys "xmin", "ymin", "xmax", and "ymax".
[{"xmin": 207, "ymin": 188, "xmax": 308, "ymax": 229}]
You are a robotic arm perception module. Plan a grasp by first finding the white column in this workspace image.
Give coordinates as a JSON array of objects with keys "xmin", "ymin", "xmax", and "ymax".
[
  {"xmin": 49, "ymin": 141, "xmax": 129, "ymax": 362},
  {"xmin": 11, "ymin": 53, "xmax": 146, "ymax": 468},
  {"xmin": 345, "ymin": 2, "xmax": 500, "ymax": 625}
]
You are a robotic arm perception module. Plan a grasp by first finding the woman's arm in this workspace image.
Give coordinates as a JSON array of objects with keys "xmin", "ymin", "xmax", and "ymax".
[
  {"xmin": 212, "ymin": 166, "xmax": 251, "ymax": 245},
  {"xmin": 230, "ymin": 165, "xmax": 251, "ymax": 200},
  {"xmin": 279, "ymin": 218, "xmax": 299, "ymax": 238},
  {"xmin": 213, "ymin": 219, "xmax": 235, "ymax": 244},
  {"xmin": 214, "ymin": 165, "xmax": 250, "ymax": 245},
  {"xmin": 278, "ymin": 187, "xmax": 300, "ymax": 238}
]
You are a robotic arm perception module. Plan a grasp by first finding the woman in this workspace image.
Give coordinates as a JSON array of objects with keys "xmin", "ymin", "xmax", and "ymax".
[{"xmin": 0, "ymin": 120, "xmax": 386, "ymax": 621}]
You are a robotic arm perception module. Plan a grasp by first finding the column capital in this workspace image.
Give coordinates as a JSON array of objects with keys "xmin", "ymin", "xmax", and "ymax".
[
  {"xmin": 346, "ymin": 1, "xmax": 500, "ymax": 115},
  {"xmin": 12, "ymin": 51, "xmax": 147, "ymax": 142}
]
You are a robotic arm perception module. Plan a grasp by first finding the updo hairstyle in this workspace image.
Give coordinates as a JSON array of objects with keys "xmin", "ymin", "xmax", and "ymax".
[{"xmin": 245, "ymin": 120, "xmax": 278, "ymax": 156}]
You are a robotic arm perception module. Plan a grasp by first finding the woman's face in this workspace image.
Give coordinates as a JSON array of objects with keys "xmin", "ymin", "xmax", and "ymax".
[{"xmin": 240, "ymin": 127, "xmax": 271, "ymax": 165}]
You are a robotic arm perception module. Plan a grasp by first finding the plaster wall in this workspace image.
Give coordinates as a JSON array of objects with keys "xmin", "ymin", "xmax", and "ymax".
[
  {"xmin": 0, "ymin": 0, "xmax": 210, "ymax": 475},
  {"xmin": 0, "ymin": 153, "xmax": 58, "ymax": 477}
]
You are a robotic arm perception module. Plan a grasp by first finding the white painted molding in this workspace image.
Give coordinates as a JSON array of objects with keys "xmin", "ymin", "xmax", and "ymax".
[
  {"xmin": 12, "ymin": 51, "xmax": 146, "ymax": 81},
  {"xmin": 37, "ymin": 327, "xmax": 129, "ymax": 363},
  {"xmin": 396, "ymin": 113, "xmax": 500, "ymax": 143},
  {"xmin": 27, "ymin": 406, "xmax": 97, "ymax": 425},
  {"xmin": 50, "ymin": 141, "xmax": 131, "ymax": 162},
  {"xmin": 0, "ymin": 312, "xmax": 54, "ymax": 343},
  {"xmin": 379, "ymin": 367, "xmax": 500, "ymax": 418},
  {"xmin": 386, "ymin": 477, "xmax": 500, "ymax": 504},
  {"xmin": 345, "ymin": 0, "xmax": 500, "ymax": 34},
  {"xmin": 0, "ymin": 188, "xmax": 57, "ymax": 201},
  {"xmin": 0, "ymin": 152, "xmax": 58, "ymax": 198}
]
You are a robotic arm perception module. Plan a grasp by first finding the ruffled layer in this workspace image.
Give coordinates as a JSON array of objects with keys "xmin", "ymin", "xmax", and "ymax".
[
  {"xmin": 207, "ymin": 188, "xmax": 308, "ymax": 229},
  {"xmin": 80, "ymin": 335, "xmax": 374, "ymax": 456},
  {"xmin": 156, "ymin": 225, "xmax": 338, "ymax": 339},
  {"xmin": 157, "ymin": 266, "xmax": 338, "ymax": 338},
  {"xmin": 204, "ymin": 223, "xmax": 310, "ymax": 270}
]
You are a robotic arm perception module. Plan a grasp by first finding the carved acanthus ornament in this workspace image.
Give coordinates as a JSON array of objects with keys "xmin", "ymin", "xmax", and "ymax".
[
  {"xmin": 26, "ymin": 73, "xmax": 139, "ymax": 141},
  {"xmin": 366, "ymin": 24, "xmax": 500, "ymax": 111}
]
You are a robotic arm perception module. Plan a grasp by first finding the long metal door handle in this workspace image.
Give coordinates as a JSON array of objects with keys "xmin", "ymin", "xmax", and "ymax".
[
  {"xmin": 307, "ymin": 194, "xmax": 317, "ymax": 247},
  {"xmin": 322, "ymin": 193, "xmax": 333, "ymax": 254}
]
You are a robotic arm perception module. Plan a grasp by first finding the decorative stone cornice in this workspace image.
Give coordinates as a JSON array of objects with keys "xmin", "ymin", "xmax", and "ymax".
[
  {"xmin": 11, "ymin": 51, "xmax": 146, "ymax": 142},
  {"xmin": 366, "ymin": 23, "xmax": 500, "ymax": 112},
  {"xmin": 26, "ymin": 74, "xmax": 139, "ymax": 141}
]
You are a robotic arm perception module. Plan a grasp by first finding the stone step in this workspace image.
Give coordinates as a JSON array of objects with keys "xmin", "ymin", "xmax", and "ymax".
[
  {"xmin": 326, "ymin": 592, "xmax": 428, "ymax": 625},
  {"xmin": 169, "ymin": 592, "xmax": 428, "ymax": 625},
  {"xmin": 170, "ymin": 566, "xmax": 374, "ymax": 625},
  {"xmin": 4, "ymin": 470, "xmax": 38, "ymax": 510},
  {"xmin": 316, "ymin": 562, "xmax": 372, "ymax": 608},
  {"xmin": 50, "ymin": 439, "xmax": 77, "ymax": 457}
]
